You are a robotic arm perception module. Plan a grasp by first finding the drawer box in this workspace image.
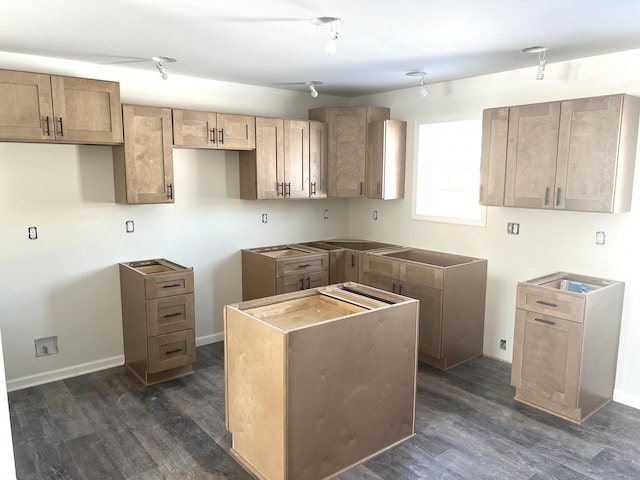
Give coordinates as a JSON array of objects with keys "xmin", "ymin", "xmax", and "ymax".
[
  {"xmin": 146, "ymin": 293, "xmax": 195, "ymax": 336},
  {"xmin": 148, "ymin": 329, "xmax": 196, "ymax": 374},
  {"xmin": 516, "ymin": 284, "xmax": 585, "ymax": 322},
  {"xmin": 276, "ymin": 253, "xmax": 328, "ymax": 277},
  {"xmin": 145, "ymin": 271, "xmax": 194, "ymax": 299}
]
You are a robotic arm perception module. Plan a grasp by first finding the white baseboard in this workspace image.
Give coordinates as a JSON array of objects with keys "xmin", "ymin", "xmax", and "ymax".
[
  {"xmin": 613, "ymin": 390, "xmax": 640, "ymax": 410},
  {"xmin": 6, "ymin": 333, "xmax": 225, "ymax": 392},
  {"xmin": 6, "ymin": 355, "xmax": 124, "ymax": 392}
]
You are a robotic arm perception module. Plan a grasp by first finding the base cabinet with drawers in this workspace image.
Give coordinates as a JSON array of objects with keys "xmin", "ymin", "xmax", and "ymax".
[
  {"xmin": 511, "ymin": 272, "xmax": 625, "ymax": 423},
  {"xmin": 360, "ymin": 247, "xmax": 488, "ymax": 370},
  {"xmin": 225, "ymin": 283, "xmax": 418, "ymax": 480},
  {"xmin": 119, "ymin": 259, "xmax": 196, "ymax": 386},
  {"xmin": 241, "ymin": 245, "xmax": 329, "ymax": 301}
]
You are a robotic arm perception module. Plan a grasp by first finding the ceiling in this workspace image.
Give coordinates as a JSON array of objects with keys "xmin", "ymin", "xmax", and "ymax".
[{"xmin": 2, "ymin": 0, "xmax": 640, "ymax": 97}]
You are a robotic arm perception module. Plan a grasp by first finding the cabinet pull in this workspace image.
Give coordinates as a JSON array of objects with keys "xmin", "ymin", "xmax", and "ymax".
[
  {"xmin": 56, "ymin": 117, "xmax": 64, "ymax": 137},
  {"xmin": 300, "ymin": 278, "xmax": 304, "ymax": 290},
  {"xmin": 208, "ymin": 122, "xmax": 216, "ymax": 143},
  {"xmin": 285, "ymin": 183, "xmax": 291, "ymax": 197},
  {"xmin": 297, "ymin": 264, "xmax": 311, "ymax": 268},
  {"xmin": 163, "ymin": 312, "xmax": 182, "ymax": 318},
  {"xmin": 534, "ymin": 318, "xmax": 556, "ymax": 326},
  {"xmin": 167, "ymin": 183, "xmax": 174, "ymax": 200},
  {"xmin": 556, "ymin": 187, "xmax": 562, "ymax": 206},
  {"xmin": 162, "ymin": 283, "xmax": 182, "ymax": 289},
  {"xmin": 398, "ymin": 284, "xmax": 403, "ymax": 295},
  {"xmin": 536, "ymin": 300, "xmax": 558, "ymax": 307},
  {"xmin": 277, "ymin": 183, "xmax": 284, "ymax": 197},
  {"xmin": 377, "ymin": 182, "xmax": 381, "ymax": 197},
  {"xmin": 306, "ymin": 277, "xmax": 311, "ymax": 289},
  {"xmin": 218, "ymin": 128, "xmax": 224, "ymax": 144},
  {"xmin": 359, "ymin": 182, "xmax": 364, "ymax": 196},
  {"xmin": 311, "ymin": 182, "xmax": 316, "ymax": 195},
  {"xmin": 165, "ymin": 348, "xmax": 184, "ymax": 355},
  {"xmin": 351, "ymin": 254, "xmax": 356, "ymax": 267},
  {"xmin": 544, "ymin": 187, "xmax": 550, "ymax": 205},
  {"xmin": 44, "ymin": 116, "xmax": 51, "ymax": 136}
]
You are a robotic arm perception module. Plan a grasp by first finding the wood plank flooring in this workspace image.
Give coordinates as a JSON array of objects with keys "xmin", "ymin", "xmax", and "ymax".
[{"xmin": 9, "ymin": 342, "xmax": 640, "ymax": 479}]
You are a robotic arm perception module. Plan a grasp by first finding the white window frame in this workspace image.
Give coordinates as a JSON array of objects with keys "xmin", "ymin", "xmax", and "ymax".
[{"xmin": 412, "ymin": 118, "xmax": 486, "ymax": 227}]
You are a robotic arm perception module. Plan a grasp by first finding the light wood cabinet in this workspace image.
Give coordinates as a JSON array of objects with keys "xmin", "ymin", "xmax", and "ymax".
[
  {"xmin": 309, "ymin": 120, "xmax": 328, "ymax": 198},
  {"xmin": 119, "ymin": 259, "xmax": 196, "ymax": 386},
  {"xmin": 480, "ymin": 94, "xmax": 640, "ymax": 212},
  {"xmin": 366, "ymin": 119, "xmax": 407, "ymax": 199},
  {"xmin": 241, "ymin": 245, "xmax": 329, "ymax": 300},
  {"xmin": 225, "ymin": 283, "xmax": 418, "ymax": 480},
  {"xmin": 172, "ymin": 109, "xmax": 255, "ymax": 150},
  {"xmin": 113, "ymin": 104, "xmax": 174, "ymax": 204},
  {"xmin": 511, "ymin": 272, "xmax": 625, "ymax": 423},
  {"xmin": 309, "ymin": 106, "xmax": 390, "ymax": 197},
  {"xmin": 361, "ymin": 247, "xmax": 488, "ymax": 370},
  {"xmin": 0, "ymin": 69, "xmax": 123, "ymax": 144}
]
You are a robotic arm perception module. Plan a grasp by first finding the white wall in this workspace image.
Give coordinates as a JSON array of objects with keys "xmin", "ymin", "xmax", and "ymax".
[{"xmin": 349, "ymin": 49, "xmax": 640, "ymax": 408}]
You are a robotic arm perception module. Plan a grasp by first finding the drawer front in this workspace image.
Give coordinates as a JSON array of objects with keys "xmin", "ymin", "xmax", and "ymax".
[
  {"xmin": 277, "ymin": 253, "xmax": 328, "ymax": 277},
  {"xmin": 145, "ymin": 271, "xmax": 194, "ymax": 299},
  {"xmin": 147, "ymin": 293, "xmax": 195, "ymax": 336},
  {"xmin": 516, "ymin": 284, "xmax": 585, "ymax": 322},
  {"xmin": 276, "ymin": 271, "xmax": 329, "ymax": 294},
  {"xmin": 360, "ymin": 254, "xmax": 398, "ymax": 279},
  {"xmin": 148, "ymin": 330, "xmax": 196, "ymax": 374},
  {"xmin": 399, "ymin": 262, "xmax": 443, "ymax": 289}
]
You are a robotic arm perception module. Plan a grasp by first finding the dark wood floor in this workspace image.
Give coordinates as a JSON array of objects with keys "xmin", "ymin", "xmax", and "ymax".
[{"xmin": 9, "ymin": 342, "xmax": 640, "ymax": 479}]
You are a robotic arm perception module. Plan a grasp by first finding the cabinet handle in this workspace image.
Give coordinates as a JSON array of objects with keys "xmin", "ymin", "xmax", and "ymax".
[
  {"xmin": 311, "ymin": 182, "xmax": 316, "ymax": 195},
  {"xmin": 556, "ymin": 187, "xmax": 562, "ymax": 206},
  {"xmin": 536, "ymin": 300, "xmax": 558, "ymax": 307},
  {"xmin": 351, "ymin": 254, "xmax": 356, "ymax": 267},
  {"xmin": 44, "ymin": 116, "xmax": 51, "ymax": 136},
  {"xmin": 300, "ymin": 278, "xmax": 304, "ymax": 290},
  {"xmin": 218, "ymin": 128, "xmax": 224, "ymax": 144},
  {"xmin": 392, "ymin": 283, "xmax": 397, "ymax": 294},
  {"xmin": 208, "ymin": 121, "xmax": 216, "ymax": 143},
  {"xmin": 306, "ymin": 277, "xmax": 311, "ymax": 289},
  {"xmin": 162, "ymin": 283, "xmax": 182, "ymax": 289},
  {"xmin": 165, "ymin": 348, "xmax": 184, "ymax": 355},
  {"xmin": 297, "ymin": 264, "xmax": 311, "ymax": 268},
  {"xmin": 56, "ymin": 117, "xmax": 64, "ymax": 137},
  {"xmin": 360, "ymin": 182, "xmax": 364, "ymax": 196},
  {"xmin": 534, "ymin": 318, "xmax": 556, "ymax": 326},
  {"xmin": 167, "ymin": 183, "xmax": 174, "ymax": 200},
  {"xmin": 544, "ymin": 187, "xmax": 550, "ymax": 205},
  {"xmin": 285, "ymin": 183, "xmax": 291, "ymax": 197},
  {"xmin": 163, "ymin": 312, "xmax": 182, "ymax": 318},
  {"xmin": 377, "ymin": 182, "xmax": 381, "ymax": 197}
]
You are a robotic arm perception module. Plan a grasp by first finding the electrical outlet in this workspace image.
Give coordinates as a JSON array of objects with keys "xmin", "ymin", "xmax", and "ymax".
[
  {"xmin": 28, "ymin": 226, "xmax": 38, "ymax": 240},
  {"xmin": 323, "ymin": 209, "xmax": 329, "ymax": 220},
  {"xmin": 500, "ymin": 339, "xmax": 507, "ymax": 350},
  {"xmin": 35, "ymin": 336, "xmax": 58, "ymax": 357},
  {"xmin": 373, "ymin": 210, "xmax": 378, "ymax": 220},
  {"xmin": 125, "ymin": 220, "xmax": 135, "ymax": 233},
  {"xmin": 507, "ymin": 222, "xmax": 520, "ymax": 235},
  {"xmin": 596, "ymin": 231, "xmax": 605, "ymax": 245},
  {"xmin": 261, "ymin": 213, "xmax": 268, "ymax": 223}
]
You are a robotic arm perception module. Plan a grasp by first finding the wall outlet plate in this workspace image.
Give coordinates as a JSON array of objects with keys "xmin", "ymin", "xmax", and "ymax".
[
  {"xmin": 28, "ymin": 226, "xmax": 38, "ymax": 240},
  {"xmin": 125, "ymin": 220, "xmax": 135, "ymax": 233},
  {"xmin": 596, "ymin": 231, "xmax": 605, "ymax": 245},
  {"xmin": 35, "ymin": 336, "xmax": 58, "ymax": 356}
]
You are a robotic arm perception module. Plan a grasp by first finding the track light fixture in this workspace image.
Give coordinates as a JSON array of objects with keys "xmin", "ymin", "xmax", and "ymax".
[
  {"xmin": 306, "ymin": 81, "xmax": 322, "ymax": 98},
  {"xmin": 151, "ymin": 56, "xmax": 177, "ymax": 80},
  {"xmin": 312, "ymin": 17, "xmax": 343, "ymax": 55},
  {"xmin": 522, "ymin": 46, "xmax": 548, "ymax": 80},
  {"xmin": 406, "ymin": 71, "xmax": 427, "ymax": 97}
]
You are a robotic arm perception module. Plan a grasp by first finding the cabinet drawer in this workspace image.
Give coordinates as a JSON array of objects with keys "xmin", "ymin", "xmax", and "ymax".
[
  {"xmin": 147, "ymin": 293, "xmax": 195, "ymax": 336},
  {"xmin": 276, "ymin": 271, "xmax": 329, "ymax": 294},
  {"xmin": 148, "ymin": 330, "xmax": 196, "ymax": 374},
  {"xmin": 399, "ymin": 262, "xmax": 443, "ymax": 289},
  {"xmin": 516, "ymin": 284, "xmax": 585, "ymax": 322},
  {"xmin": 145, "ymin": 271, "xmax": 194, "ymax": 299},
  {"xmin": 276, "ymin": 253, "xmax": 328, "ymax": 277},
  {"xmin": 360, "ymin": 254, "xmax": 398, "ymax": 278}
]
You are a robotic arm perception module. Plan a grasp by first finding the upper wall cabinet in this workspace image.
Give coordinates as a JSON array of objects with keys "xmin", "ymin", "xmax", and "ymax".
[
  {"xmin": 480, "ymin": 94, "xmax": 640, "ymax": 213},
  {"xmin": 366, "ymin": 119, "xmax": 407, "ymax": 200},
  {"xmin": 113, "ymin": 105, "xmax": 174, "ymax": 204},
  {"xmin": 309, "ymin": 106, "xmax": 390, "ymax": 198},
  {"xmin": 172, "ymin": 109, "xmax": 255, "ymax": 150},
  {"xmin": 309, "ymin": 120, "xmax": 328, "ymax": 199},
  {"xmin": 0, "ymin": 69, "xmax": 123, "ymax": 145}
]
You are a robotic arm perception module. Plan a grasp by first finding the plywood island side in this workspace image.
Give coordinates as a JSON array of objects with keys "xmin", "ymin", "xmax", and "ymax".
[{"xmin": 224, "ymin": 283, "xmax": 419, "ymax": 480}]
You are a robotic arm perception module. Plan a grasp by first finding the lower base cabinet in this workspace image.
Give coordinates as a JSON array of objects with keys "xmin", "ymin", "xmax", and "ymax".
[
  {"xmin": 224, "ymin": 283, "xmax": 418, "ymax": 480},
  {"xmin": 511, "ymin": 272, "xmax": 624, "ymax": 423}
]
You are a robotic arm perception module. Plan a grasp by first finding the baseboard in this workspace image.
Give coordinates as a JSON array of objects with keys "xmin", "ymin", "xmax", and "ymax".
[
  {"xmin": 6, "ymin": 355, "xmax": 124, "ymax": 392},
  {"xmin": 6, "ymin": 333, "xmax": 225, "ymax": 392},
  {"xmin": 613, "ymin": 390, "xmax": 640, "ymax": 410}
]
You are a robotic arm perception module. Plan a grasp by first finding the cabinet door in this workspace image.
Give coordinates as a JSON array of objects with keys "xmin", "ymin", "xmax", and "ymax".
[
  {"xmin": 0, "ymin": 70, "xmax": 53, "ymax": 141},
  {"xmin": 172, "ymin": 109, "xmax": 217, "ymax": 148},
  {"xmin": 113, "ymin": 105, "xmax": 174, "ymax": 204},
  {"xmin": 254, "ymin": 117, "xmax": 284, "ymax": 199},
  {"xmin": 366, "ymin": 120, "xmax": 406, "ymax": 199},
  {"xmin": 309, "ymin": 120, "xmax": 328, "ymax": 198},
  {"xmin": 343, "ymin": 250, "xmax": 360, "ymax": 282},
  {"xmin": 360, "ymin": 272, "xmax": 394, "ymax": 293},
  {"xmin": 511, "ymin": 309, "xmax": 582, "ymax": 408},
  {"xmin": 504, "ymin": 102, "xmax": 561, "ymax": 208},
  {"xmin": 216, "ymin": 113, "xmax": 255, "ymax": 150},
  {"xmin": 479, "ymin": 107, "xmax": 509, "ymax": 206},
  {"xmin": 327, "ymin": 107, "xmax": 367, "ymax": 197},
  {"xmin": 50, "ymin": 75, "xmax": 122, "ymax": 144},
  {"xmin": 401, "ymin": 280, "xmax": 443, "ymax": 359},
  {"xmin": 284, "ymin": 119, "xmax": 309, "ymax": 198},
  {"xmin": 555, "ymin": 95, "xmax": 623, "ymax": 212}
]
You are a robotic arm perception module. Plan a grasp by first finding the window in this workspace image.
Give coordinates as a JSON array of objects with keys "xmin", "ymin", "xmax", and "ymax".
[{"xmin": 413, "ymin": 119, "xmax": 486, "ymax": 226}]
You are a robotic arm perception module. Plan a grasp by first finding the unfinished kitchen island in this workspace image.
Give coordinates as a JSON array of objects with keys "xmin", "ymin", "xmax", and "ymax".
[{"xmin": 224, "ymin": 283, "xmax": 419, "ymax": 480}]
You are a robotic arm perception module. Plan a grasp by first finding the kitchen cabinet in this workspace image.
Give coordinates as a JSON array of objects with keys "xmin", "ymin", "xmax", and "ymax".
[
  {"xmin": 308, "ymin": 106, "xmax": 390, "ymax": 197},
  {"xmin": 511, "ymin": 272, "xmax": 625, "ymax": 424},
  {"xmin": 0, "ymin": 69, "xmax": 123, "ymax": 144},
  {"xmin": 366, "ymin": 119, "xmax": 407, "ymax": 199},
  {"xmin": 360, "ymin": 247, "xmax": 488, "ymax": 370},
  {"xmin": 480, "ymin": 94, "xmax": 640, "ymax": 213},
  {"xmin": 239, "ymin": 117, "xmax": 314, "ymax": 199},
  {"xmin": 309, "ymin": 120, "xmax": 328, "ymax": 198},
  {"xmin": 172, "ymin": 108, "xmax": 255, "ymax": 150},
  {"xmin": 113, "ymin": 104, "xmax": 174, "ymax": 204},
  {"xmin": 241, "ymin": 245, "xmax": 329, "ymax": 301},
  {"xmin": 119, "ymin": 259, "xmax": 196, "ymax": 386},
  {"xmin": 225, "ymin": 283, "xmax": 418, "ymax": 480}
]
